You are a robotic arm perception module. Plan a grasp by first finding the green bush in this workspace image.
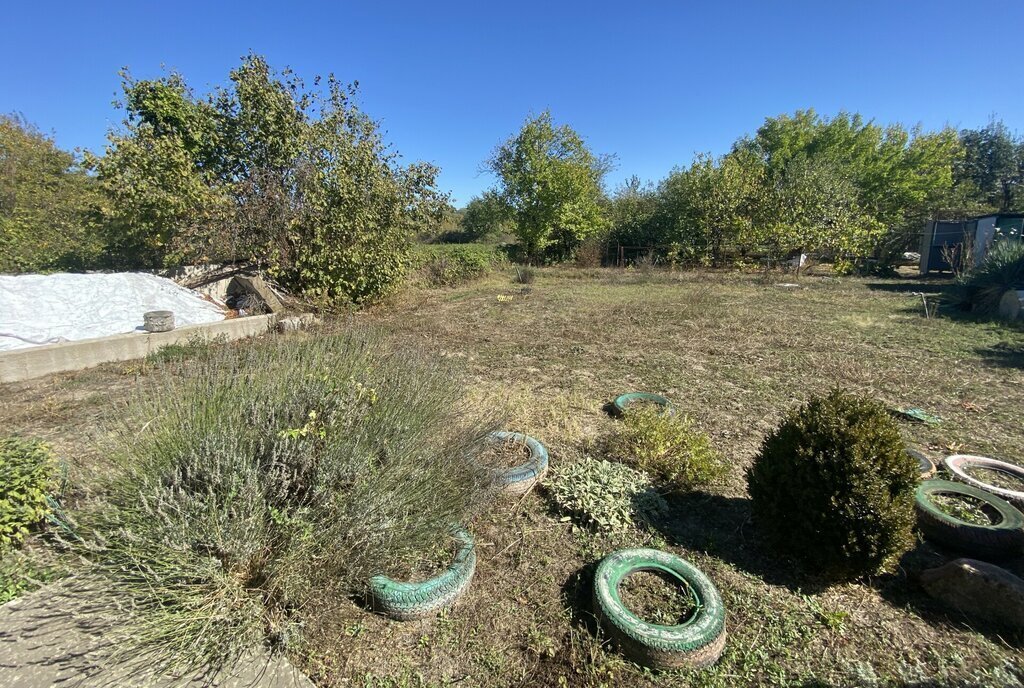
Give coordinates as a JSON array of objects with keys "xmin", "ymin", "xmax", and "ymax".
[
  {"xmin": 411, "ymin": 244, "xmax": 508, "ymax": 286},
  {"xmin": 605, "ymin": 406, "xmax": 727, "ymax": 493},
  {"xmin": 959, "ymin": 240, "xmax": 1024, "ymax": 313},
  {"xmin": 73, "ymin": 328, "xmax": 498, "ymax": 671},
  {"xmin": 0, "ymin": 437, "xmax": 55, "ymax": 550},
  {"xmin": 746, "ymin": 390, "xmax": 917, "ymax": 581},
  {"xmin": 546, "ymin": 458, "xmax": 666, "ymax": 533}
]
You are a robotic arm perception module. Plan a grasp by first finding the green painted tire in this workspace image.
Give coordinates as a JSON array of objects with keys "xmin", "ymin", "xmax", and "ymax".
[
  {"xmin": 915, "ymin": 480, "xmax": 1024, "ymax": 559},
  {"xmin": 486, "ymin": 431, "xmax": 549, "ymax": 494},
  {"xmin": 369, "ymin": 529, "xmax": 476, "ymax": 620},
  {"xmin": 593, "ymin": 548, "xmax": 726, "ymax": 670},
  {"xmin": 612, "ymin": 393, "xmax": 674, "ymax": 417}
]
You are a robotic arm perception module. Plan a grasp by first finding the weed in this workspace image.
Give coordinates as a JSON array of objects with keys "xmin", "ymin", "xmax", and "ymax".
[
  {"xmin": 546, "ymin": 458, "xmax": 666, "ymax": 532},
  {"xmin": 0, "ymin": 436, "xmax": 55, "ymax": 549}
]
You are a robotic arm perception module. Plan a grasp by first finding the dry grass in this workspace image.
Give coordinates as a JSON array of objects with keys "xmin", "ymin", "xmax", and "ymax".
[{"xmin": 4, "ymin": 267, "xmax": 1024, "ymax": 686}]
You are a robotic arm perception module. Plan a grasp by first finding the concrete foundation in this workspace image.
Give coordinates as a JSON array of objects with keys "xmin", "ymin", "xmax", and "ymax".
[{"xmin": 0, "ymin": 314, "xmax": 277, "ymax": 384}]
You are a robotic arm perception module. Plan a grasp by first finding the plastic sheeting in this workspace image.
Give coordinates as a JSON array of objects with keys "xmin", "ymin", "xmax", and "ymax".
[{"xmin": 0, "ymin": 272, "xmax": 226, "ymax": 351}]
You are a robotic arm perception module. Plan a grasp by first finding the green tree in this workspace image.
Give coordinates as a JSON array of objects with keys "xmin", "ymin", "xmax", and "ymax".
[
  {"xmin": 458, "ymin": 191, "xmax": 511, "ymax": 242},
  {"xmin": 92, "ymin": 54, "xmax": 444, "ymax": 302},
  {"xmin": 488, "ymin": 111, "xmax": 612, "ymax": 261},
  {"xmin": 957, "ymin": 120, "xmax": 1024, "ymax": 212},
  {"xmin": 0, "ymin": 114, "xmax": 102, "ymax": 272}
]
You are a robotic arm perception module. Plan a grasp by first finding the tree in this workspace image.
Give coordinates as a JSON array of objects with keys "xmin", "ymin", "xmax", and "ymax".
[
  {"xmin": 91, "ymin": 54, "xmax": 445, "ymax": 302},
  {"xmin": 488, "ymin": 111, "xmax": 612, "ymax": 261},
  {"xmin": 458, "ymin": 191, "xmax": 511, "ymax": 242},
  {"xmin": 0, "ymin": 114, "xmax": 102, "ymax": 272},
  {"xmin": 957, "ymin": 120, "xmax": 1024, "ymax": 212}
]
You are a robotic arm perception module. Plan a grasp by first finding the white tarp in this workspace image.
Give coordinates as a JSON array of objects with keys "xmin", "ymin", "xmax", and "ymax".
[{"xmin": 0, "ymin": 272, "xmax": 226, "ymax": 351}]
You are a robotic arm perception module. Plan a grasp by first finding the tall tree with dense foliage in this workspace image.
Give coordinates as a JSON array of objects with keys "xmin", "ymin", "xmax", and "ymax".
[
  {"xmin": 91, "ymin": 54, "xmax": 446, "ymax": 302},
  {"xmin": 458, "ymin": 191, "xmax": 511, "ymax": 242},
  {"xmin": 0, "ymin": 115, "xmax": 102, "ymax": 272},
  {"xmin": 957, "ymin": 120, "xmax": 1024, "ymax": 213},
  {"xmin": 488, "ymin": 111, "xmax": 611, "ymax": 260}
]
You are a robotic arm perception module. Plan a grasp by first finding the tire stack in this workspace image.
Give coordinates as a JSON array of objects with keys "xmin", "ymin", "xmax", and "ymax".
[{"xmin": 914, "ymin": 453, "xmax": 1024, "ymax": 560}]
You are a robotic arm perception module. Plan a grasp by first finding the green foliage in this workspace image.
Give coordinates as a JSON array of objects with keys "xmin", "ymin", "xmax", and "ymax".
[
  {"xmin": 410, "ymin": 244, "xmax": 508, "ymax": 286},
  {"xmin": 91, "ymin": 55, "xmax": 445, "ymax": 302},
  {"xmin": 0, "ymin": 115, "xmax": 103, "ymax": 272},
  {"xmin": 605, "ymin": 406, "xmax": 728, "ymax": 493},
  {"xmin": 488, "ymin": 111, "xmax": 612, "ymax": 261},
  {"xmin": 457, "ymin": 191, "xmax": 512, "ymax": 243},
  {"xmin": 609, "ymin": 110, "xmax": 965, "ymax": 269},
  {"xmin": 0, "ymin": 437, "xmax": 55, "ymax": 549},
  {"xmin": 546, "ymin": 458, "xmax": 666, "ymax": 533},
  {"xmin": 746, "ymin": 390, "xmax": 918, "ymax": 581},
  {"xmin": 957, "ymin": 119, "xmax": 1024, "ymax": 213},
  {"xmin": 959, "ymin": 239, "xmax": 1024, "ymax": 313},
  {"xmin": 71, "ymin": 328, "xmax": 498, "ymax": 672}
]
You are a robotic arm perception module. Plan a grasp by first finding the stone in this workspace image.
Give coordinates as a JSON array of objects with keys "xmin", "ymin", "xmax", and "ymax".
[
  {"xmin": 919, "ymin": 558, "xmax": 1024, "ymax": 630},
  {"xmin": 277, "ymin": 313, "xmax": 318, "ymax": 333}
]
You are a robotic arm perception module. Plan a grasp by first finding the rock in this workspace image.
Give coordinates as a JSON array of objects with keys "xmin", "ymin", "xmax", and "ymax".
[
  {"xmin": 998, "ymin": 289, "xmax": 1024, "ymax": 321},
  {"xmin": 919, "ymin": 558, "xmax": 1024, "ymax": 630},
  {"xmin": 277, "ymin": 313, "xmax": 318, "ymax": 333}
]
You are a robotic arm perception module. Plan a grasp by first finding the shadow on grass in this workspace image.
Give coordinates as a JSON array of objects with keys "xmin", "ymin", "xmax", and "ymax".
[
  {"xmin": 975, "ymin": 340, "xmax": 1024, "ymax": 370},
  {"xmin": 865, "ymin": 280, "xmax": 952, "ymax": 295},
  {"xmin": 559, "ymin": 560, "xmax": 602, "ymax": 641},
  {"xmin": 642, "ymin": 492, "xmax": 832, "ymax": 595}
]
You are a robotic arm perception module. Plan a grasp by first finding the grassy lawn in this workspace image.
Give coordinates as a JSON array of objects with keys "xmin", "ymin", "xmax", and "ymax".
[{"xmin": 4, "ymin": 267, "xmax": 1024, "ymax": 686}]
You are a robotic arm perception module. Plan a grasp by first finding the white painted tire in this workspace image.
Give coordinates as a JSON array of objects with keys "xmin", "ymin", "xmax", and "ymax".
[{"xmin": 944, "ymin": 454, "xmax": 1024, "ymax": 505}]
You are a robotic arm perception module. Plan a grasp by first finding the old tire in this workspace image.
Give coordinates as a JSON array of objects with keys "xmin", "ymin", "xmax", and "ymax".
[
  {"xmin": 944, "ymin": 454, "xmax": 1024, "ymax": 506},
  {"xmin": 593, "ymin": 548, "xmax": 726, "ymax": 670},
  {"xmin": 612, "ymin": 393, "xmax": 674, "ymax": 417},
  {"xmin": 907, "ymin": 448, "xmax": 936, "ymax": 479},
  {"xmin": 486, "ymin": 431, "xmax": 548, "ymax": 494},
  {"xmin": 915, "ymin": 480, "xmax": 1024, "ymax": 559},
  {"xmin": 369, "ymin": 529, "xmax": 476, "ymax": 620}
]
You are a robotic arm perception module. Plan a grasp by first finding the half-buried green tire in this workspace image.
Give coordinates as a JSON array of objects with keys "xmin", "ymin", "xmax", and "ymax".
[
  {"xmin": 915, "ymin": 479, "xmax": 1024, "ymax": 559},
  {"xmin": 370, "ymin": 528, "xmax": 477, "ymax": 620},
  {"xmin": 593, "ymin": 548, "xmax": 726, "ymax": 670},
  {"xmin": 612, "ymin": 392, "xmax": 674, "ymax": 417}
]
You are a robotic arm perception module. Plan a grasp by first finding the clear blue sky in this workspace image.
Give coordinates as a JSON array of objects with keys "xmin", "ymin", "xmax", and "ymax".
[{"xmin": 3, "ymin": 1, "xmax": 1022, "ymax": 206}]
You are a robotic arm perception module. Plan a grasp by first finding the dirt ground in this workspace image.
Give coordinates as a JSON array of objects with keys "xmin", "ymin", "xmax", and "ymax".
[{"xmin": 4, "ymin": 267, "xmax": 1024, "ymax": 687}]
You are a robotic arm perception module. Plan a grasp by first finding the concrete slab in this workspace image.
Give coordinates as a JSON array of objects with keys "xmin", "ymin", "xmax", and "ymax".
[
  {"xmin": 0, "ymin": 314, "xmax": 277, "ymax": 384},
  {"xmin": 0, "ymin": 580, "xmax": 313, "ymax": 687}
]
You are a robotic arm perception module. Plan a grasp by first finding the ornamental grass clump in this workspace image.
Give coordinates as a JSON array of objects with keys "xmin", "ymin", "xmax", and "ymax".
[
  {"xmin": 746, "ymin": 390, "xmax": 918, "ymax": 581},
  {"xmin": 605, "ymin": 406, "xmax": 728, "ymax": 493},
  {"xmin": 71, "ymin": 328, "xmax": 498, "ymax": 673}
]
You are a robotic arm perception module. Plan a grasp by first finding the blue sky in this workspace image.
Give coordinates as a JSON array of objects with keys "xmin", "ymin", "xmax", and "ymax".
[{"xmin": 2, "ymin": 1, "xmax": 1022, "ymax": 206}]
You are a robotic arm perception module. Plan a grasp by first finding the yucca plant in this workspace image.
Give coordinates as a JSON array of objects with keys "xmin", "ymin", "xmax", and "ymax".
[
  {"xmin": 959, "ymin": 240, "xmax": 1024, "ymax": 313},
  {"xmin": 68, "ymin": 327, "xmax": 499, "ymax": 673}
]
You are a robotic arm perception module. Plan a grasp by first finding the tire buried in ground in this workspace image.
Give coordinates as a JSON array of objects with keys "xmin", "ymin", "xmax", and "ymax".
[
  {"xmin": 485, "ymin": 431, "xmax": 548, "ymax": 494},
  {"xmin": 369, "ymin": 528, "xmax": 476, "ymax": 620},
  {"xmin": 943, "ymin": 454, "xmax": 1024, "ymax": 506},
  {"xmin": 915, "ymin": 479, "xmax": 1024, "ymax": 559},
  {"xmin": 593, "ymin": 548, "xmax": 726, "ymax": 670},
  {"xmin": 907, "ymin": 447, "xmax": 936, "ymax": 479},
  {"xmin": 611, "ymin": 392, "xmax": 674, "ymax": 417}
]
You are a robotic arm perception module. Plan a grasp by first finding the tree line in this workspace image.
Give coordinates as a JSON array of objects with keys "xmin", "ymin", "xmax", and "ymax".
[
  {"xmin": 464, "ymin": 111, "xmax": 1024, "ymax": 271},
  {"xmin": 3, "ymin": 54, "xmax": 1024, "ymax": 302}
]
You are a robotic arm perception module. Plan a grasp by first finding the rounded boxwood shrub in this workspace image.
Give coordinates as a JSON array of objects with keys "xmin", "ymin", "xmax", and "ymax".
[{"xmin": 746, "ymin": 390, "xmax": 918, "ymax": 580}]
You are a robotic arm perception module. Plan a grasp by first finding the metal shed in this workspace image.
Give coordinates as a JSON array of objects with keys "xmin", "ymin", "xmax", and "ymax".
[{"xmin": 919, "ymin": 213, "xmax": 1024, "ymax": 274}]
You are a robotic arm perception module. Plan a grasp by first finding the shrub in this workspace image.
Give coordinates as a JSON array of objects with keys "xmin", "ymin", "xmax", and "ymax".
[
  {"xmin": 0, "ymin": 437, "xmax": 55, "ymax": 549},
  {"xmin": 512, "ymin": 265, "xmax": 535, "ymax": 284},
  {"xmin": 959, "ymin": 240, "xmax": 1024, "ymax": 313},
  {"xmin": 411, "ymin": 244, "xmax": 507, "ymax": 286},
  {"xmin": 546, "ymin": 458, "xmax": 666, "ymax": 533},
  {"xmin": 605, "ymin": 406, "xmax": 727, "ymax": 492},
  {"xmin": 72, "ymin": 328, "xmax": 498, "ymax": 671},
  {"xmin": 746, "ymin": 390, "xmax": 917, "ymax": 581}
]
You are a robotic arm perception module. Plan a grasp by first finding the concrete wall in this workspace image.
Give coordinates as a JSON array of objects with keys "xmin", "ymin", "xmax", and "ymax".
[{"xmin": 0, "ymin": 314, "xmax": 277, "ymax": 384}]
